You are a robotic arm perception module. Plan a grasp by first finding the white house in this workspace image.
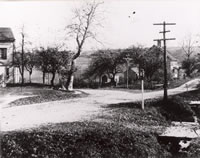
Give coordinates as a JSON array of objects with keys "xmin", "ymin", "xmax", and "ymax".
[
  {"xmin": 157, "ymin": 40, "xmax": 183, "ymax": 79},
  {"xmin": 166, "ymin": 51, "xmax": 182, "ymax": 79},
  {"xmin": 0, "ymin": 27, "xmax": 16, "ymax": 87}
]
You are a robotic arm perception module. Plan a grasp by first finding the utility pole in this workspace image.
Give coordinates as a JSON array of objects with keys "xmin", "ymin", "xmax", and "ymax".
[
  {"xmin": 140, "ymin": 69, "xmax": 145, "ymax": 110},
  {"xmin": 153, "ymin": 21, "xmax": 176, "ymax": 101},
  {"xmin": 13, "ymin": 43, "xmax": 16, "ymax": 84},
  {"xmin": 124, "ymin": 56, "xmax": 132, "ymax": 88},
  {"xmin": 21, "ymin": 33, "xmax": 24, "ymax": 85}
]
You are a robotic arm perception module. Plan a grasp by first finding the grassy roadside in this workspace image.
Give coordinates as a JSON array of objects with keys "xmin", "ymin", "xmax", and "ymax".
[
  {"xmin": 168, "ymin": 78, "xmax": 192, "ymax": 89},
  {"xmin": 93, "ymin": 101, "xmax": 170, "ymax": 134},
  {"xmin": 0, "ymin": 86, "xmax": 87, "ymax": 107},
  {"xmin": 1, "ymin": 98, "xmax": 171, "ymax": 157},
  {"xmin": 1, "ymin": 89, "xmax": 200, "ymax": 157}
]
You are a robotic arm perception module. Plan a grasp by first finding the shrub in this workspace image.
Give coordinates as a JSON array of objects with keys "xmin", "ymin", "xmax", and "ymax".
[
  {"xmin": 187, "ymin": 138, "xmax": 200, "ymax": 157},
  {"xmin": 73, "ymin": 78, "xmax": 100, "ymax": 89},
  {"xmin": 1, "ymin": 122, "xmax": 171, "ymax": 158},
  {"xmin": 159, "ymin": 96, "xmax": 195, "ymax": 122}
]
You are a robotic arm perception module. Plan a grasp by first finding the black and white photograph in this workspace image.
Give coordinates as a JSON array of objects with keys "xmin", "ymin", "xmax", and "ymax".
[{"xmin": 0, "ymin": 0, "xmax": 200, "ymax": 157}]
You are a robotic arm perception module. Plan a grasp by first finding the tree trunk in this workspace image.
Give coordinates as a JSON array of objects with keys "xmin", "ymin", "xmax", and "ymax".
[
  {"xmin": 29, "ymin": 71, "xmax": 32, "ymax": 83},
  {"xmin": 58, "ymin": 75, "xmax": 66, "ymax": 90},
  {"xmin": 21, "ymin": 67, "xmax": 24, "ymax": 85},
  {"xmin": 51, "ymin": 72, "xmax": 55, "ymax": 87},
  {"xmin": 68, "ymin": 75, "xmax": 74, "ymax": 91},
  {"xmin": 42, "ymin": 71, "xmax": 45, "ymax": 84},
  {"xmin": 65, "ymin": 60, "xmax": 75, "ymax": 91},
  {"xmin": 110, "ymin": 74, "xmax": 116, "ymax": 87},
  {"xmin": 18, "ymin": 66, "xmax": 23, "ymax": 84},
  {"xmin": 21, "ymin": 72, "xmax": 24, "ymax": 85},
  {"xmin": 65, "ymin": 70, "xmax": 74, "ymax": 91}
]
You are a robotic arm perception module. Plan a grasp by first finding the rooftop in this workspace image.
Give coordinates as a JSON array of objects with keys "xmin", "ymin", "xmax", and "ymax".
[
  {"xmin": 0, "ymin": 27, "xmax": 15, "ymax": 43},
  {"xmin": 167, "ymin": 51, "xmax": 178, "ymax": 61}
]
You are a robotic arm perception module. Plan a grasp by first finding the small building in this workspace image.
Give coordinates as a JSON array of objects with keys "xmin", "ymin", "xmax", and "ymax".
[
  {"xmin": 98, "ymin": 66, "xmax": 139, "ymax": 87},
  {"xmin": 156, "ymin": 40, "xmax": 184, "ymax": 79},
  {"xmin": 0, "ymin": 27, "xmax": 16, "ymax": 87},
  {"xmin": 123, "ymin": 67, "xmax": 139, "ymax": 84},
  {"xmin": 167, "ymin": 51, "xmax": 182, "ymax": 79}
]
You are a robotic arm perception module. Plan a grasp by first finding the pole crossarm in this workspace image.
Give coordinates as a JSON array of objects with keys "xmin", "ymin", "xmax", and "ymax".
[
  {"xmin": 165, "ymin": 38, "xmax": 176, "ymax": 40},
  {"xmin": 153, "ymin": 23, "xmax": 164, "ymax": 25},
  {"xmin": 164, "ymin": 23, "xmax": 176, "ymax": 25},
  {"xmin": 154, "ymin": 23, "xmax": 176, "ymax": 25},
  {"xmin": 153, "ymin": 39, "xmax": 164, "ymax": 41},
  {"xmin": 154, "ymin": 38, "xmax": 176, "ymax": 41},
  {"xmin": 124, "ymin": 57, "xmax": 132, "ymax": 60},
  {"xmin": 124, "ymin": 57, "xmax": 132, "ymax": 63},
  {"xmin": 159, "ymin": 30, "xmax": 170, "ymax": 33}
]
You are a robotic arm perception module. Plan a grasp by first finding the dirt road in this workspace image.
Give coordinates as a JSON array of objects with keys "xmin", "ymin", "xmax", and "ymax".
[{"xmin": 1, "ymin": 78, "xmax": 200, "ymax": 132}]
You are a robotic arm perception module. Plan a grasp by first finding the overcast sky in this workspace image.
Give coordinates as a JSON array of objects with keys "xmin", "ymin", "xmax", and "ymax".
[{"xmin": 0, "ymin": 0, "xmax": 200, "ymax": 51}]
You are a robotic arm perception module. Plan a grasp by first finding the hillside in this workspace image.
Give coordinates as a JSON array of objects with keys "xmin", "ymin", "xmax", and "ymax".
[
  {"xmin": 75, "ymin": 54, "xmax": 92, "ymax": 77},
  {"xmin": 74, "ymin": 47, "xmax": 200, "ymax": 78},
  {"xmin": 168, "ymin": 46, "xmax": 200, "ymax": 62}
]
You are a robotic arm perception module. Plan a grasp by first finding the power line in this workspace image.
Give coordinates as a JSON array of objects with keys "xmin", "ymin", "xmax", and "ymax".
[{"xmin": 153, "ymin": 21, "xmax": 176, "ymax": 101}]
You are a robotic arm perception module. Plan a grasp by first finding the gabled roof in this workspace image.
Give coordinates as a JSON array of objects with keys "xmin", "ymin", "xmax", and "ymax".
[
  {"xmin": 0, "ymin": 27, "xmax": 15, "ymax": 42},
  {"xmin": 154, "ymin": 45, "xmax": 178, "ymax": 61},
  {"xmin": 130, "ymin": 67, "xmax": 139, "ymax": 76},
  {"xmin": 166, "ymin": 51, "xmax": 178, "ymax": 61}
]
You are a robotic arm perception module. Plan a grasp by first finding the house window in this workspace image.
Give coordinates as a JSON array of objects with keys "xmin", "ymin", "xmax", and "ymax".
[{"xmin": 0, "ymin": 48, "xmax": 7, "ymax": 59}]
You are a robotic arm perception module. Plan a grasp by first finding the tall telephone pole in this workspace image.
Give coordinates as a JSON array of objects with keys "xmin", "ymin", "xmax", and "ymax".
[
  {"xmin": 124, "ymin": 56, "xmax": 132, "ymax": 88},
  {"xmin": 21, "ymin": 33, "xmax": 25, "ymax": 85},
  {"xmin": 153, "ymin": 21, "xmax": 176, "ymax": 101}
]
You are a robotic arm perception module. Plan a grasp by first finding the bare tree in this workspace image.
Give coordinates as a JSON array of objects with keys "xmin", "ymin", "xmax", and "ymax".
[
  {"xmin": 21, "ymin": 26, "xmax": 25, "ymax": 84},
  {"xmin": 16, "ymin": 25, "xmax": 31, "ymax": 84},
  {"xmin": 64, "ymin": 1, "xmax": 103, "ymax": 90},
  {"xmin": 182, "ymin": 35, "xmax": 198, "ymax": 77},
  {"xmin": 182, "ymin": 35, "xmax": 198, "ymax": 60}
]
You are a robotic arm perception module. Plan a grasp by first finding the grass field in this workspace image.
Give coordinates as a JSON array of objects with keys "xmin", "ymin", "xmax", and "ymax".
[{"xmin": 0, "ymin": 84, "xmax": 87, "ymax": 107}]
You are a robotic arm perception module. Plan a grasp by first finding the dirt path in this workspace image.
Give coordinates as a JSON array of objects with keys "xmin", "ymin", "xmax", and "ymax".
[{"xmin": 1, "ymin": 78, "xmax": 200, "ymax": 132}]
